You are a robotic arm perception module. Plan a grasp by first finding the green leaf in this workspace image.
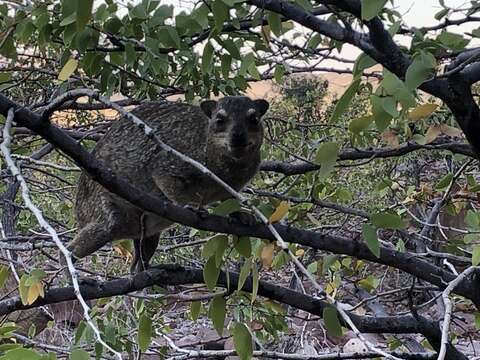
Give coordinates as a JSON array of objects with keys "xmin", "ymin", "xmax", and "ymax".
[
  {"xmin": 361, "ymin": 0, "xmax": 388, "ymax": 21},
  {"xmin": 371, "ymin": 95, "xmax": 392, "ymax": 131},
  {"xmin": 388, "ymin": 21, "xmax": 401, "ymax": 36},
  {"xmin": 74, "ymin": 321, "xmax": 86, "ymax": 344},
  {"xmin": 208, "ymin": 295, "xmax": 226, "ymax": 336},
  {"xmin": 238, "ymin": 258, "xmax": 252, "ymax": 291},
  {"xmin": 315, "ymin": 142, "xmax": 339, "ymax": 179},
  {"xmin": 475, "ymin": 312, "xmax": 480, "ymax": 330},
  {"xmin": 152, "ymin": 5, "xmax": 173, "ymax": 26},
  {"xmin": 322, "ymin": 307, "xmax": 343, "ymax": 337},
  {"xmin": 382, "ymin": 70, "xmax": 416, "ymax": 109},
  {"xmin": 215, "ymin": 236, "xmax": 228, "ymax": 267},
  {"xmin": 58, "ymin": 58, "xmax": 78, "ymax": 81},
  {"xmin": 3, "ymin": 348, "xmax": 42, "ymax": 360},
  {"xmin": 322, "ymin": 255, "xmax": 338, "ymax": 274},
  {"xmin": 0, "ymin": 35, "xmax": 15, "ymax": 59},
  {"xmin": 436, "ymin": 173, "xmax": 453, "ymax": 190},
  {"xmin": 349, "ymin": 115, "xmax": 373, "ymax": 134},
  {"xmin": 104, "ymin": 16, "xmax": 123, "ymax": 33},
  {"xmin": 212, "ymin": 199, "xmax": 241, "ymax": 216},
  {"xmin": 69, "ymin": 349, "xmax": 89, "ymax": 360},
  {"xmin": 362, "ymin": 224, "xmax": 380, "ymax": 258},
  {"xmin": 330, "ymin": 78, "xmax": 361, "ymax": 123},
  {"xmin": 59, "ymin": 12, "xmax": 77, "ymax": 27},
  {"xmin": 202, "ymin": 235, "xmax": 229, "ymax": 259},
  {"xmin": 371, "ymin": 211, "xmax": 406, "ymax": 230},
  {"xmin": 0, "ymin": 324, "xmax": 17, "ymax": 337},
  {"xmin": 405, "ymin": 51, "xmax": 436, "ymax": 90},
  {"xmin": 0, "ymin": 266, "xmax": 10, "ymax": 289},
  {"xmin": 437, "ymin": 31, "xmax": 469, "ymax": 51},
  {"xmin": 274, "ymin": 64, "xmax": 285, "ymax": 83},
  {"xmin": 465, "ymin": 210, "xmax": 480, "ymax": 229},
  {"xmin": 267, "ymin": 11, "xmax": 282, "ymax": 37},
  {"xmin": 473, "ymin": 246, "xmax": 480, "ymax": 266},
  {"xmin": 212, "ymin": 0, "xmax": 229, "ymax": 29},
  {"xmin": 217, "ymin": 38, "xmax": 241, "ymax": 59},
  {"xmin": 203, "ymin": 256, "xmax": 220, "ymax": 291},
  {"xmin": 221, "ymin": 55, "xmax": 232, "ymax": 79},
  {"xmin": 307, "ymin": 261, "xmax": 318, "ymax": 274},
  {"xmin": 307, "ymin": 33, "xmax": 322, "ymax": 49},
  {"xmin": 234, "ymin": 236, "xmax": 252, "ymax": 258},
  {"xmin": 0, "ymin": 344, "xmax": 21, "ymax": 353},
  {"xmin": 241, "ymin": 53, "xmax": 260, "ymax": 80},
  {"xmin": 138, "ymin": 313, "xmax": 152, "ymax": 352},
  {"xmin": 157, "ymin": 26, "xmax": 181, "ymax": 48},
  {"xmin": 232, "ymin": 323, "xmax": 253, "ymax": 360},
  {"xmin": 202, "ymin": 42, "xmax": 214, "ymax": 74},
  {"xmin": 358, "ymin": 275, "xmax": 380, "ymax": 292},
  {"xmin": 251, "ymin": 263, "xmax": 258, "ymax": 303},
  {"xmin": 381, "ymin": 96, "xmax": 399, "ymax": 117},
  {"xmin": 76, "ymin": 0, "xmax": 93, "ymax": 31},
  {"xmin": 191, "ymin": 301, "xmax": 201, "ymax": 321},
  {"xmin": 435, "ymin": 8, "xmax": 449, "ymax": 20},
  {"xmin": 353, "ymin": 53, "xmax": 376, "ymax": 77}
]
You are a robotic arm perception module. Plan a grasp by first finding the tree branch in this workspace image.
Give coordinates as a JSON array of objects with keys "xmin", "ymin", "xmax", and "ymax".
[
  {"xmin": 0, "ymin": 264, "xmax": 466, "ymax": 359},
  {"xmin": 0, "ymin": 93, "xmax": 479, "ymax": 309}
]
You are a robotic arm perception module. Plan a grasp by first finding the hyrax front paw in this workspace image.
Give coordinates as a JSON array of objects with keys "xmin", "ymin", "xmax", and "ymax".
[
  {"xmin": 78, "ymin": 277, "xmax": 98, "ymax": 287},
  {"xmin": 228, "ymin": 211, "xmax": 258, "ymax": 226},
  {"xmin": 184, "ymin": 204, "xmax": 210, "ymax": 219}
]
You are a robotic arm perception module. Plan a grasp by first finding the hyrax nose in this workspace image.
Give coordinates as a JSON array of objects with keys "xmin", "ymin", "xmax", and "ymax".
[{"xmin": 231, "ymin": 132, "xmax": 248, "ymax": 147}]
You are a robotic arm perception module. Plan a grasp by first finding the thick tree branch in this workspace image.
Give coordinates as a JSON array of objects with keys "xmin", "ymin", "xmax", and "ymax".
[
  {"xmin": 248, "ymin": 0, "xmax": 480, "ymax": 159},
  {"xmin": 260, "ymin": 137, "xmax": 473, "ymax": 175},
  {"xmin": 0, "ymin": 264, "xmax": 465, "ymax": 360},
  {"xmin": 1, "ymin": 93, "xmax": 479, "ymax": 309}
]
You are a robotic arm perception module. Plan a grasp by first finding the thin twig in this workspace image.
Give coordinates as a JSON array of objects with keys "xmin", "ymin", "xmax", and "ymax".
[
  {"xmin": 0, "ymin": 108, "xmax": 123, "ymax": 360},
  {"xmin": 438, "ymin": 266, "xmax": 479, "ymax": 360}
]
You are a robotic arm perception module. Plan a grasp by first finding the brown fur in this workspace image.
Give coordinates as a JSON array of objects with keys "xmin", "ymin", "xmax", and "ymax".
[{"xmin": 69, "ymin": 96, "xmax": 269, "ymax": 272}]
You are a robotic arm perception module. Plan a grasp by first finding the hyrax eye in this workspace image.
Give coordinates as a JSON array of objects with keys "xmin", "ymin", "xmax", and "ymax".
[{"xmin": 248, "ymin": 114, "xmax": 258, "ymax": 124}]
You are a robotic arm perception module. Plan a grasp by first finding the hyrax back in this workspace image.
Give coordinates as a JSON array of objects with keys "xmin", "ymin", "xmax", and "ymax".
[{"xmin": 69, "ymin": 96, "xmax": 269, "ymax": 272}]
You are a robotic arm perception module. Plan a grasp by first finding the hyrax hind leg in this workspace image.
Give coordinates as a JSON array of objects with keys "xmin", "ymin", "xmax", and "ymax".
[
  {"xmin": 129, "ymin": 212, "xmax": 171, "ymax": 273},
  {"xmin": 67, "ymin": 222, "xmax": 116, "ymax": 260},
  {"xmin": 130, "ymin": 233, "xmax": 160, "ymax": 274},
  {"xmin": 68, "ymin": 198, "xmax": 138, "ymax": 261}
]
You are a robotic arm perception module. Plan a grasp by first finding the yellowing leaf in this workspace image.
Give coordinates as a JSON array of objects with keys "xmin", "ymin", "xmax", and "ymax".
[
  {"xmin": 268, "ymin": 201, "xmax": 289, "ymax": 224},
  {"xmin": 325, "ymin": 282, "xmax": 336, "ymax": 297},
  {"xmin": 295, "ymin": 248, "xmax": 305, "ymax": 257},
  {"xmin": 26, "ymin": 281, "xmax": 44, "ymax": 305},
  {"xmin": 439, "ymin": 124, "xmax": 463, "ymax": 138},
  {"xmin": 260, "ymin": 243, "xmax": 275, "ymax": 268},
  {"xmin": 381, "ymin": 129, "xmax": 400, "ymax": 147},
  {"xmin": 261, "ymin": 25, "xmax": 271, "ymax": 43},
  {"xmin": 113, "ymin": 241, "xmax": 133, "ymax": 262},
  {"xmin": 408, "ymin": 103, "xmax": 438, "ymax": 121},
  {"xmin": 473, "ymin": 246, "xmax": 480, "ymax": 266},
  {"xmin": 425, "ymin": 125, "xmax": 442, "ymax": 144},
  {"xmin": 58, "ymin": 58, "xmax": 78, "ymax": 81},
  {"xmin": 18, "ymin": 275, "xmax": 29, "ymax": 306}
]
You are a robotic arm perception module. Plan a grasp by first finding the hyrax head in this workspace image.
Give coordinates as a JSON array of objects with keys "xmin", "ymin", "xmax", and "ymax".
[{"xmin": 200, "ymin": 96, "xmax": 269, "ymax": 159}]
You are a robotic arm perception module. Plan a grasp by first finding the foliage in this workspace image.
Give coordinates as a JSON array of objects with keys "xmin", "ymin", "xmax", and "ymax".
[{"xmin": 1, "ymin": 0, "xmax": 480, "ymax": 359}]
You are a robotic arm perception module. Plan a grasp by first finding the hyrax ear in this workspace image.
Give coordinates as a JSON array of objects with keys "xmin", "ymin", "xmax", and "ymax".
[
  {"xmin": 200, "ymin": 100, "xmax": 217, "ymax": 118},
  {"xmin": 253, "ymin": 99, "xmax": 269, "ymax": 117}
]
